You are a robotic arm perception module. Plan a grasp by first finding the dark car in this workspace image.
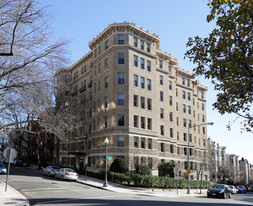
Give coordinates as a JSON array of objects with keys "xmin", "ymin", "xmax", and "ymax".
[
  {"xmin": 237, "ymin": 185, "xmax": 247, "ymax": 194},
  {"xmin": 0, "ymin": 162, "xmax": 7, "ymax": 174},
  {"xmin": 13, "ymin": 159, "xmax": 23, "ymax": 167},
  {"xmin": 207, "ymin": 184, "xmax": 232, "ymax": 199}
]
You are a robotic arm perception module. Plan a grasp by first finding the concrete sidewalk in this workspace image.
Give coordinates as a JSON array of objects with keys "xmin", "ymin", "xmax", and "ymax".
[
  {"xmin": 0, "ymin": 179, "xmax": 29, "ymax": 206},
  {"xmin": 76, "ymin": 174, "xmax": 207, "ymax": 198},
  {"xmin": 0, "ymin": 166, "xmax": 207, "ymax": 206}
]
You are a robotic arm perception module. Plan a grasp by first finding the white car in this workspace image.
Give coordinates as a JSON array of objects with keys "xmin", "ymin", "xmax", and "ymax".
[
  {"xmin": 229, "ymin": 185, "xmax": 237, "ymax": 194},
  {"xmin": 55, "ymin": 168, "xmax": 78, "ymax": 181},
  {"xmin": 43, "ymin": 166, "xmax": 60, "ymax": 176}
]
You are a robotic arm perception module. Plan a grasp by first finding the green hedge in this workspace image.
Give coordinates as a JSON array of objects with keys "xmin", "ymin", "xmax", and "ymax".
[{"xmin": 109, "ymin": 172, "xmax": 212, "ymax": 189}]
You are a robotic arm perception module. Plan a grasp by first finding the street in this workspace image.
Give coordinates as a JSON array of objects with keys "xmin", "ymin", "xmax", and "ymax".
[{"xmin": 0, "ymin": 166, "xmax": 252, "ymax": 206}]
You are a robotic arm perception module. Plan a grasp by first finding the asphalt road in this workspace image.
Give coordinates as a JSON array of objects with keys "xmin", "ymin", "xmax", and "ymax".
[{"xmin": 0, "ymin": 166, "xmax": 253, "ymax": 206}]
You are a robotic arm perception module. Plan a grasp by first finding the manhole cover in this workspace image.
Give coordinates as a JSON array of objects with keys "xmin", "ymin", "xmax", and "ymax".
[{"xmin": 4, "ymin": 202, "xmax": 18, "ymax": 205}]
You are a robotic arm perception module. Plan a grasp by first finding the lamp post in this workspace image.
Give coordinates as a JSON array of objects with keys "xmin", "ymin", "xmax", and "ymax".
[
  {"xmin": 187, "ymin": 122, "xmax": 214, "ymax": 194},
  {"xmin": 103, "ymin": 137, "xmax": 109, "ymax": 187}
]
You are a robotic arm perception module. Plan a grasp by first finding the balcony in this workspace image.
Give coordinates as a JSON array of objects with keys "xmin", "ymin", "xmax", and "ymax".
[
  {"xmin": 79, "ymin": 86, "xmax": 86, "ymax": 93},
  {"xmin": 88, "ymin": 81, "xmax": 92, "ymax": 88},
  {"xmin": 71, "ymin": 90, "xmax": 77, "ymax": 96}
]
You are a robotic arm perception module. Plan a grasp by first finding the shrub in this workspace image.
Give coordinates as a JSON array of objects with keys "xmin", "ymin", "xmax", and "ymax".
[
  {"xmin": 135, "ymin": 164, "xmax": 152, "ymax": 176},
  {"xmin": 158, "ymin": 161, "xmax": 176, "ymax": 177},
  {"xmin": 110, "ymin": 158, "xmax": 129, "ymax": 174}
]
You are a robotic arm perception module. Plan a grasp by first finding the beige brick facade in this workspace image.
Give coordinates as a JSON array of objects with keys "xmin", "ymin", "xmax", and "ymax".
[{"xmin": 55, "ymin": 22, "xmax": 209, "ymax": 179}]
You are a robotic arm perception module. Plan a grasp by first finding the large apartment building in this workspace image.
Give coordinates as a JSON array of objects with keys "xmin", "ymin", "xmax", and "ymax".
[{"xmin": 55, "ymin": 22, "xmax": 209, "ymax": 179}]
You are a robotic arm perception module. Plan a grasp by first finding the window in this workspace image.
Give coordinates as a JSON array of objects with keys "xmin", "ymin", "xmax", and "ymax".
[
  {"xmin": 161, "ymin": 143, "xmax": 164, "ymax": 152},
  {"xmin": 202, "ymin": 115, "xmax": 205, "ymax": 122},
  {"xmin": 169, "ymin": 96, "xmax": 172, "ymax": 105},
  {"xmin": 118, "ymin": 53, "xmax": 124, "ymax": 64},
  {"xmin": 147, "ymin": 60, "xmax": 151, "ymax": 71},
  {"xmin": 118, "ymin": 94, "xmax": 125, "ymax": 105},
  {"xmin": 98, "ymin": 63, "xmax": 101, "ymax": 73},
  {"xmin": 160, "ymin": 75, "xmax": 163, "ymax": 85},
  {"xmin": 147, "ymin": 118, "xmax": 152, "ymax": 130},
  {"xmin": 188, "ymin": 120, "xmax": 191, "ymax": 127},
  {"xmin": 140, "ymin": 58, "xmax": 144, "ymax": 69},
  {"xmin": 183, "ymin": 118, "xmax": 186, "ymax": 127},
  {"xmin": 104, "ymin": 58, "xmax": 109, "ymax": 69},
  {"xmin": 118, "ymin": 136, "xmax": 124, "ymax": 147},
  {"xmin": 105, "ymin": 40, "xmax": 109, "ymax": 50},
  {"xmin": 104, "ymin": 116, "xmax": 108, "ymax": 128},
  {"xmin": 160, "ymin": 91, "xmax": 163, "ymax": 101},
  {"xmin": 147, "ymin": 98, "xmax": 152, "ymax": 110},
  {"xmin": 146, "ymin": 43, "xmax": 150, "ymax": 52},
  {"xmin": 147, "ymin": 79, "xmax": 151, "ymax": 90},
  {"xmin": 118, "ymin": 34, "xmax": 124, "ymax": 44},
  {"xmin": 184, "ymin": 148, "xmax": 187, "ymax": 155},
  {"xmin": 159, "ymin": 60, "xmax": 162, "ymax": 68},
  {"xmin": 170, "ymin": 145, "xmax": 174, "ymax": 153},
  {"xmin": 160, "ymin": 108, "xmax": 164, "ymax": 119},
  {"xmin": 140, "ymin": 40, "xmax": 144, "ymax": 50},
  {"xmin": 188, "ymin": 106, "xmax": 191, "ymax": 114},
  {"xmin": 160, "ymin": 125, "xmax": 164, "ymax": 136},
  {"xmin": 148, "ymin": 139, "xmax": 152, "ymax": 149},
  {"xmin": 187, "ymin": 92, "xmax": 191, "ymax": 100},
  {"xmin": 183, "ymin": 104, "xmax": 186, "ymax": 113},
  {"xmin": 134, "ymin": 55, "xmax": 138, "ymax": 67},
  {"xmin": 184, "ymin": 133, "xmax": 187, "ymax": 141},
  {"xmin": 133, "ymin": 37, "xmax": 138, "ymax": 47},
  {"xmin": 104, "ymin": 97, "xmax": 108, "ymax": 109},
  {"xmin": 187, "ymin": 79, "xmax": 190, "ymax": 87},
  {"xmin": 169, "ymin": 112, "xmax": 173, "ymax": 121},
  {"xmin": 118, "ymin": 73, "xmax": 124, "ymax": 84},
  {"xmin": 141, "ymin": 138, "xmax": 145, "ymax": 148},
  {"xmin": 98, "ymin": 46, "xmax": 101, "ymax": 55},
  {"xmin": 134, "ymin": 75, "xmax": 138, "ymax": 86},
  {"xmin": 169, "ymin": 81, "xmax": 172, "ymax": 90},
  {"xmin": 182, "ymin": 91, "xmax": 186, "ymax": 99},
  {"xmin": 140, "ymin": 97, "xmax": 145, "ymax": 109},
  {"xmin": 182, "ymin": 77, "xmax": 185, "ymax": 85},
  {"xmin": 170, "ymin": 128, "xmax": 173, "ymax": 138},
  {"xmin": 134, "ymin": 115, "xmax": 138, "ymax": 127},
  {"xmin": 202, "ymin": 103, "xmax": 204, "ymax": 110},
  {"xmin": 141, "ymin": 117, "xmax": 145, "ymax": 129},
  {"xmin": 203, "ymin": 127, "xmax": 206, "ymax": 134},
  {"xmin": 140, "ymin": 77, "xmax": 145, "ymax": 88},
  {"xmin": 118, "ymin": 114, "xmax": 124, "ymax": 126},
  {"xmin": 168, "ymin": 64, "xmax": 172, "ymax": 72},
  {"xmin": 134, "ymin": 136, "xmax": 138, "ymax": 148},
  {"xmin": 105, "ymin": 77, "xmax": 108, "ymax": 88},
  {"xmin": 133, "ymin": 95, "xmax": 138, "ymax": 107},
  {"xmin": 98, "ymin": 81, "xmax": 101, "ymax": 91}
]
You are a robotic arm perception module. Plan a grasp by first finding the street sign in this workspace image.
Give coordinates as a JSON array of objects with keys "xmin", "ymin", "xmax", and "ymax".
[
  {"xmin": 174, "ymin": 166, "xmax": 180, "ymax": 180},
  {"xmin": 3, "ymin": 148, "xmax": 17, "ymax": 163},
  {"xmin": 107, "ymin": 156, "xmax": 112, "ymax": 160},
  {"xmin": 187, "ymin": 169, "xmax": 191, "ymax": 174}
]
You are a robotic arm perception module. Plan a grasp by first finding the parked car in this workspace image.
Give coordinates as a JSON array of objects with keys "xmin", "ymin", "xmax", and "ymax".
[
  {"xmin": 55, "ymin": 168, "xmax": 78, "ymax": 181},
  {"xmin": 43, "ymin": 166, "xmax": 60, "ymax": 177},
  {"xmin": 207, "ymin": 184, "xmax": 232, "ymax": 199},
  {"xmin": 229, "ymin": 185, "xmax": 237, "ymax": 194},
  {"xmin": 0, "ymin": 162, "xmax": 7, "ymax": 174},
  {"xmin": 13, "ymin": 159, "xmax": 23, "ymax": 167},
  {"xmin": 237, "ymin": 185, "xmax": 247, "ymax": 194},
  {"xmin": 250, "ymin": 185, "xmax": 253, "ymax": 192}
]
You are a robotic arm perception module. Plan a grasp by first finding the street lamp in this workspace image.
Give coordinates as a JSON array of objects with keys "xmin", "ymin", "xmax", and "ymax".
[
  {"xmin": 103, "ymin": 137, "xmax": 109, "ymax": 187},
  {"xmin": 187, "ymin": 122, "xmax": 214, "ymax": 194}
]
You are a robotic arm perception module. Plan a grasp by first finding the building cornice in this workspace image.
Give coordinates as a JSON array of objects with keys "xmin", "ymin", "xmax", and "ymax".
[{"xmin": 88, "ymin": 22, "xmax": 160, "ymax": 49}]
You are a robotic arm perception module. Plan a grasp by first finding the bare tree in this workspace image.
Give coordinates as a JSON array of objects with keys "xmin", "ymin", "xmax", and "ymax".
[{"xmin": 0, "ymin": 0, "xmax": 69, "ymax": 130}]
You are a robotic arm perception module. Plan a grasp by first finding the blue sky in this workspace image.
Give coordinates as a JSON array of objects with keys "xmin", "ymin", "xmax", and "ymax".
[{"xmin": 40, "ymin": 0, "xmax": 253, "ymax": 164}]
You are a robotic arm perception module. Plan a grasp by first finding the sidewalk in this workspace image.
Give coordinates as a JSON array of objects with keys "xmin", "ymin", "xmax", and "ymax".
[
  {"xmin": 76, "ymin": 174, "xmax": 207, "ymax": 198},
  {"xmin": 0, "ymin": 179, "xmax": 29, "ymax": 206},
  {"xmin": 0, "ymin": 165, "xmax": 207, "ymax": 206}
]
